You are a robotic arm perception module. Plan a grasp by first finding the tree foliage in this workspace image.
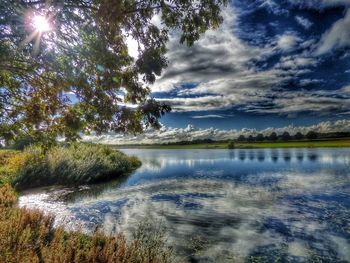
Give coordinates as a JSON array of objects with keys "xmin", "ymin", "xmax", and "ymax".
[
  {"xmin": 306, "ymin": 131, "xmax": 318, "ymax": 140},
  {"xmin": 269, "ymin": 132, "xmax": 278, "ymax": 142},
  {"xmin": 281, "ymin": 131, "xmax": 291, "ymax": 141},
  {"xmin": 294, "ymin": 131, "xmax": 303, "ymax": 140},
  {"xmin": 0, "ymin": 0, "xmax": 227, "ymax": 143}
]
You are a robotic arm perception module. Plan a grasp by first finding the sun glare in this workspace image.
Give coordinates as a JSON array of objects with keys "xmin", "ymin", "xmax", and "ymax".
[{"xmin": 33, "ymin": 15, "xmax": 51, "ymax": 32}]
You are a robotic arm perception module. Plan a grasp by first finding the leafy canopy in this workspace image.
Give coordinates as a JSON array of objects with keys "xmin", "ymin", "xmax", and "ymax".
[{"xmin": 0, "ymin": 0, "xmax": 227, "ymax": 143}]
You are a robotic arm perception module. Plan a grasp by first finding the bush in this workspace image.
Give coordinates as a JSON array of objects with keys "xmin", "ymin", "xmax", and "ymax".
[
  {"xmin": 11, "ymin": 135, "xmax": 35, "ymax": 150},
  {"xmin": 13, "ymin": 144, "xmax": 141, "ymax": 190},
  {"xmin": 0, "ymin": 150, "xmax": 26, "ymax": 186}
]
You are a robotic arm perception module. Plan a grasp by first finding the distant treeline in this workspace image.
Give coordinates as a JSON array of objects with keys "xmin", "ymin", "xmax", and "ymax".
[
  {"xmin": 236, "ymin": 131, "xmax": 350, "ymax": 142},
  {"xmin": 148, "ymin": 131, "xmax": 350, "ymax": 146}
]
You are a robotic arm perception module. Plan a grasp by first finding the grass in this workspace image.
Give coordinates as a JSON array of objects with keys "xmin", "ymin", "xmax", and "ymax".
[
  {"xmin": 0, "ymin": 148, "xmax": 174, "ymax": 263},
  {"xmin": 0, "ymin": 184, "xmax": 174, "ymax": 263},
  {"xmin": 117, "ymin": 138, "xmax": 350, "ymax": 149},
  {"xmin": 12, "ymin": 144, "xmax": 141, "ymax": 190}
]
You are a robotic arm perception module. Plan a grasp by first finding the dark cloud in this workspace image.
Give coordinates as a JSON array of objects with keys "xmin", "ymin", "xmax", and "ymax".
[{"xmin": 148, "ymin": 0, "xmax": 350, "ymax": 123}]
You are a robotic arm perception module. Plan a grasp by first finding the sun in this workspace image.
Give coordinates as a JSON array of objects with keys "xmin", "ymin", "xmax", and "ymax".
[{"xmin": 33, "ymin": 15, "xmax": 51, "ymax": 32}]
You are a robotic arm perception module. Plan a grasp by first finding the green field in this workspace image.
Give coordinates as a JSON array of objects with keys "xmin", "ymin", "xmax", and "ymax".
[{"xmin": 117, "ymin": 138, "xmax": 350, "ymax": 149}]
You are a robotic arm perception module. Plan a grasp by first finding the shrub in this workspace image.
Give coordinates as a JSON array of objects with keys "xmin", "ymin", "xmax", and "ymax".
[
  {"xmin": 11, "ymin": 135, "xmax": 35, "ymax": 150},
  {"xmin": 0, "ymin": 150, "xmax": 26, "ymax": 186},
  {"xmin": 13, "ymin": 144, "xmax": 141, "ymax": 190}
]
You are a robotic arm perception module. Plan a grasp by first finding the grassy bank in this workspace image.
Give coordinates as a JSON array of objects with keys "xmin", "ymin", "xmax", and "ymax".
[
  {"xmin": 0, "ymin": 148, "xmax": 173, "ymax": 263},
  {"xmin": 11, "ymin": 144, "xmax": 141, "ymax": 190},
  {"xmin": 117, "ymin": 138, "xmax": 350, "ymax": 149},
  {"xmin": 0, "ymin": 185, "xmax": 173, "ymax": 263}
]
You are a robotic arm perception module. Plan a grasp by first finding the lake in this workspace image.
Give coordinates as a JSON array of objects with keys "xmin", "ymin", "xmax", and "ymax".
[{"xmin": 19, "ymin": 148, "xmax": 350, "ymax": 262}]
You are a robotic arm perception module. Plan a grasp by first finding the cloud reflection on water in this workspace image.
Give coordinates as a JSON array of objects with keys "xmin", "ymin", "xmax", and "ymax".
[{"xmin": 19, "ymin": 148, "xmax": 350, "ymax": 262}]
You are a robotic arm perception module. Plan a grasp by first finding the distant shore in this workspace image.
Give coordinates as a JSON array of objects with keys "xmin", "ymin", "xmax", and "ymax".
[{"xmin": 114, "ymin": 138, "xmax": 350, "ymax": 149}]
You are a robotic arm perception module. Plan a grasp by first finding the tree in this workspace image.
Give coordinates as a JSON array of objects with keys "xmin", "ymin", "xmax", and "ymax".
[
  {"xmin": 306, "ymin": 131, "xmax": 318, "ymax": 140},
  {"xmin": 269, "ymin": 132, "xmax": 278, "ymax": 142},
  {"xmin": 247, "ymin": 135, "xmax": 254, "ymax": 143},
  {"xmin": 0, "ymin": 0, "xmax": 227, "ymax": 144},
  {"xmin": 237, "ymin": 135, "xmax": 246, "ymax": 142},
  {"xmin": 228, "ymin": 141, "xmax": 235, "ymax": 149},
  {"xmin": 256, "ymin": 133, "xmax": 264, "ymax": 142},
  {"xmin": 294, "ymin": 132, "xmax": 304, "ymax": 140},
  {"xmin": 282, "ymin": 131, "xmax": 291, "ymax": 141}
]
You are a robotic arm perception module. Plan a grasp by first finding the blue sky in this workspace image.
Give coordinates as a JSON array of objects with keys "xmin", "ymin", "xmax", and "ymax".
[{"xmin": 149, "ymin": 0, "xmax": 350, "ymax": 130}]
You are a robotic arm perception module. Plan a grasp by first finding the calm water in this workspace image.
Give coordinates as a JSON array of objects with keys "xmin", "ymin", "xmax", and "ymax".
[{"xmin": 19, "ymin": 148, "xmax": 350, "ymax": 262}]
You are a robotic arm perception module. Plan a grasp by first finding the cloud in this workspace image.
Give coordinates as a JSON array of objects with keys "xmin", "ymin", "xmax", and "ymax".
[
  {"xmin": 147, "ymin": 2, "xmax": 349, "ymax": 117},
  {"xmin": 277, "ymin": 34, "xmax": 301, "ymax": 51},
  {"xmin": 82, "ymin": 119, "xmax": 350, "ymax": 145},
  {"xmin": 295, "ymin": 16, "xmax": 313, "ymax": 29},
  {"xmin": 243, "ymin": 88, "xmax": 350, "ymax": 116},
  {"xmin": 152, "ymin": 5, "xmax": 271, "ymax": 93},
  {"xmin": 191, "ymin": 114, "xmax": 226, "ymax": 119},
  {"xmin": 288, "ymin": 0, "xmax": 350, "ymax": 8},
  {"xmin": 316, "ymin": 8, "xmax": 350, "ymax": 55}
]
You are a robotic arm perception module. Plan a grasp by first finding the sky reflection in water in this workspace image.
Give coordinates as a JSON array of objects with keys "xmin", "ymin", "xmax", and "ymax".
[{"xmin": 19, "ymin": 148, "xmax": 350, "ymax": 262}]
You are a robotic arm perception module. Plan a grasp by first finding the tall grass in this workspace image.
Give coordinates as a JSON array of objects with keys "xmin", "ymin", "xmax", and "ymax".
[
  {"xmin": 0, "ymin": 184, "xmax": 174, "ymax": 263},
  {"xmin": 13, "ymin": 144, "xmax": 141, "ymax": 190},
  {"xmin": 0, "ymin": 150, "xmax": 174, "ymax": 262}
]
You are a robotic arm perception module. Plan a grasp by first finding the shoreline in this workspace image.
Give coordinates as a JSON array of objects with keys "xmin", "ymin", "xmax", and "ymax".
[{"xmin": 114, "ymin": 138, "xmax": 350, "ymax": 149}]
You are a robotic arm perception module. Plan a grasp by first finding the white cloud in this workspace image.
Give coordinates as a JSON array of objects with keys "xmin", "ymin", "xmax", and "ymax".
[
  {"xmin": 192, "ymin": 114, "xmax": 225, "ymax": 119},
  {"xmin": 277, "ymin": 34, "xmax": 301, "ymax": 51},
  {"xmin": 316, "ymin": 8, "xmax": 350, "ymax": 55},
  {"xmin": 149, "ymin": 5, "xmax": 335, "ymax": 115},
  {"xmin": 288, "ymin": 0, "xmax": 350, "ymax": 8},
  {"xmin": 277, "ymin": 56, "xmax": 317, "ymax": 69},
  {"xmin": 82, "ymin": 120, "xmax": 350, "ymax": 145},
  {"xmin": 152, "ymin": 5, "xmax": 274, "ymax": 94},
  {"xmin": 295, "ymin": 16, "xmax": 313, "ymax": 29}
]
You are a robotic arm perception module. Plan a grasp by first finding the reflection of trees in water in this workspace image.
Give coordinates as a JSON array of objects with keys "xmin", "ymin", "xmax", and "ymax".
[
  {"xmin": 249, "ymin": 151, "xmax": 255, "ymax": 161},
  {"xmin": 308, "ymin": 153, "xmax": 318, "ymax": 162},
  {"xmin": 233, "ymin": 149, "xmax": 321, "ymax": 163},
  {"xmin": 257, "ymin": 152, "xmax": 265, "ymax": 162},
  {"xmin": 63, "ymin": 174, "xmax": 130, "ymax": 202},
  {"xmin": 238, "ymin": 150, "xmax": 246, "ymax": 161},
  {"xmin": 229, "ymin": 150, "xmax": 235, "ymax": 160},
  {"xmin": 296, "ymin": 153, "xmax": 304, "ymax": 162},
  {"xmin": 148, "ymin": 159, "xmax": 162, "ymax": 169},
  {"xmin": 283, "ymin": 153, "xmax": 292, "ymax": 162}
]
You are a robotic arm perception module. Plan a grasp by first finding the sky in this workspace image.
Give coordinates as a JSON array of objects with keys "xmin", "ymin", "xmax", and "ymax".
[
  {"xmin": 146, "ymin": 0, "xmax": 350, "ymax": 130},
  {"xmin": 89, "ymin": 0, "xmax": 350, "ymax": 144}
]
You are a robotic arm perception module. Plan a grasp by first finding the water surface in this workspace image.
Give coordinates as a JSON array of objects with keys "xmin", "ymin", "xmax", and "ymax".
[{"xmin": 19, "ymin": 148, "xmax": 350, "ymax": 262}]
